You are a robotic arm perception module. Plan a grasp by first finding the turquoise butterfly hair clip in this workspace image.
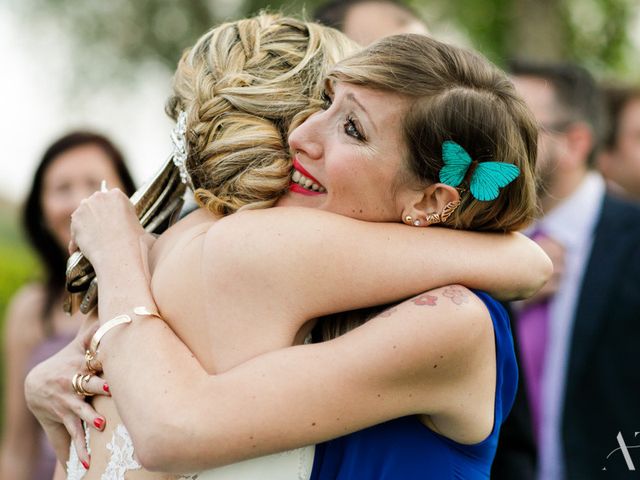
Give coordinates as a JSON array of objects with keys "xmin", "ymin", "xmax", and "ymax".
[{"xmin": 439, "ymin": 141, "xmax": 520, "ymax": 202}]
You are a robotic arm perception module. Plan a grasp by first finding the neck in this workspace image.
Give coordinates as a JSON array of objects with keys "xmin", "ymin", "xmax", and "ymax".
[{"xmin": 540, "ymin": 167, "xmax": 588, "ymax": 214}]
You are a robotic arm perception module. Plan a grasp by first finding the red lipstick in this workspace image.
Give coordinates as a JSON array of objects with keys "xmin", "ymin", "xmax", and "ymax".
[
  {"xmin": 293, "ymin": 157, "xmax": 323, "ymax": 186},
  {"xmin": 290, "ymin": 156, "xmax": 326, "ymax": 195}
]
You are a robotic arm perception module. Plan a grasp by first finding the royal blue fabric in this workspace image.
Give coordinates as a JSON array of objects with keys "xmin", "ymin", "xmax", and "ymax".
[{"xmin": 310, "ymin": 291, "xmax": 518, "ymax": 479}]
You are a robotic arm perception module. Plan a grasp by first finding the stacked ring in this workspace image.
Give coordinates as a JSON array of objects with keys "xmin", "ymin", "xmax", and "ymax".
[
  {"xmin": 71, "ymin": 372, "xmax": 94, "ymax": 397},
  {"xmin": 85, "ymin": 349, "xmax": 100, "ymax": 374}
]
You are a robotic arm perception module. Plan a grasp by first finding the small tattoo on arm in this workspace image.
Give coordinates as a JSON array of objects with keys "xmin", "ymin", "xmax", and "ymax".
[
  {"xmin": 379, "ymin": 306, "xmax": 399, "ymax": 318},
  {"xmin": 412, "ymin": 294, "xmax": 438, "ymax": 306},
  {"xmin": 442, "ymin": 286, "xmax": 470, "ymax": 305}
]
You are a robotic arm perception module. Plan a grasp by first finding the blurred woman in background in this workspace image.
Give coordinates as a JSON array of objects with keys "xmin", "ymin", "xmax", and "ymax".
[{"xmin": 0, "ymin": 132, "xmax": 135, "ymax": 480}]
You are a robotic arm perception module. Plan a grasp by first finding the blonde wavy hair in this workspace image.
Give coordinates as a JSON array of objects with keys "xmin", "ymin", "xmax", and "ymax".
[{"xmin": 165, "ymin": 13, "xmax": 358, "ymax": 215}]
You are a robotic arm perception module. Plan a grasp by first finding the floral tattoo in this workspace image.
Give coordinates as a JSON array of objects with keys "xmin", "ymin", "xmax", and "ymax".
[
  {"xmin": 442, "ymin": 286, "xmax": 470, "ymax": 305},
  {"xmin": 379, "ymin": 306, "xmax": 399, "ymax": 318},
  {"xmin": 412, "ymin": 294, "xmax": 438, "ymax": 306}
]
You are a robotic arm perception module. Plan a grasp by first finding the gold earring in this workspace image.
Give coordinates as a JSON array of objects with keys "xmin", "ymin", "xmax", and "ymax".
[
  {"xmin": 404, "ymin": 215, "xmax": 413, "ymax": 225},
  {"xmin": 440, "ymin": 200, "xmax": 461, "ymax": 223},
  {"xmin": 425, "ymin": 212, "xmax": 440, "ymax": 224}
]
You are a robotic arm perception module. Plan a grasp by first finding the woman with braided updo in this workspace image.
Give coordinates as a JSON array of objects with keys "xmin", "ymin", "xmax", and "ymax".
[
  {"xmin": 28, "ymin": 14, "xmax": 550, "ymax": 480},
  {"xmin": 169, "ymin": 14, "xmax": 354, "ymax": 215}
]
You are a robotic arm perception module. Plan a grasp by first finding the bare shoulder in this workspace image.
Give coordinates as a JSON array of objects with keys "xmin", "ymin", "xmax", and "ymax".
[
  {"xmin": 356, "ymin": 285, "xmax": 496, "ymax": 438},
  {"xmin": 6, "ymin": 283, "xmax": 46, "ymax": 321},
  {"xmin": 357, "ymin": 285, "xmax": 493, "ymax": 399},
  {"xmin": 4, "ymin": 283, "xmax": 47, "ymax": 346},
  {"xmin": 371, "ymin": 285, "xmax": 492, "ymax": 356}
]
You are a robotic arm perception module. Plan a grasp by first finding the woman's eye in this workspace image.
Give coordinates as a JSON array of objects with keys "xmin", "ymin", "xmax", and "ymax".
[
  {"xmin": 321, "ymin": 91, "xmax": 332, "ymax": 110},
  {"xmin": 344, "ymin": 116, "xmax": 364, "ymax": 141}
]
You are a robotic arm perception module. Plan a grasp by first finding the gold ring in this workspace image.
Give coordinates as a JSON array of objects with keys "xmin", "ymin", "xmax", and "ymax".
[
  {"xmin": 85, "ymin": 349, "xmax": 99, "ymax": 374},
  {"xmin": 72, "ymin": 372, "xmax": 95, "ymax": 397},
  {"xmin": 72, "ymin": 373, "xmax": 84, "ymax": 396},
  {"xmin": 80, "ymin": 374, "xmax": 95, "ymax": 397}
]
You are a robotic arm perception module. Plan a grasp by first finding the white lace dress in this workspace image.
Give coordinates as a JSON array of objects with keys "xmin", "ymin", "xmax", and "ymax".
[{"xmin": 66, "ymin": 423, "xmax": 314, "ymax": 480}]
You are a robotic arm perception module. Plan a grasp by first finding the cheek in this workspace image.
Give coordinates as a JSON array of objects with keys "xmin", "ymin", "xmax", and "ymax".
[
  {"xmin": 42, "ymin": 192, "xmax": 72, "ymax": 224},
  {"xmin": 41, "ymin": 194, "xmax": 73, "ymax": 244},
  {"xmin": 620, "ymin": 137, "xmax": 640, "ymax": 164}
]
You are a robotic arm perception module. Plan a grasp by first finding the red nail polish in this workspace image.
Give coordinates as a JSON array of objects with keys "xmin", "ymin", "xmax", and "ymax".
[
  {"xmin": 81, "ymin": 460, "xmax": 90, "ymax": 469},
  {"xmin": 103, "ymin": 383, "xmax": 110, "ymax": 393},
  {"xmin": 94, "ymin": 417, "xmax": 105, "ymax": 430}
]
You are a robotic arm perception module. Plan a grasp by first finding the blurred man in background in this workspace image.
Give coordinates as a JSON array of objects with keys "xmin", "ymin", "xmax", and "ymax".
[
  {"xmin": 598, "ymin": 85, "xmax": 640, "ymax": 201},
  {"xmin": 314, "ymin": 0, "xmax": 428, "ymax": 46},
  {"xmin": 493, "ymin": 61, "xmax": 640, "ymax": 479}
]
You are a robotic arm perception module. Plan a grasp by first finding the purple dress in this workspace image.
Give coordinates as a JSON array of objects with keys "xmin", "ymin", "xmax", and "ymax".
[{"xmin": 26, "ymin": 332, "xmax": 75, "ymax": 480}]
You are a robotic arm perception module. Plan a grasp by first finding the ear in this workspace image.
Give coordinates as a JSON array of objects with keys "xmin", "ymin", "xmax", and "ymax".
[
  {"xmin": 401, "ymin": 183, "xmax": 460, "ymax": 226},
  {"xmin": 563, "ymin": 122, "xmax": 593, "ymax": 170}
]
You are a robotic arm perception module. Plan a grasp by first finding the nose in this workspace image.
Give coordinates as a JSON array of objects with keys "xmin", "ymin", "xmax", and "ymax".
[{"xmin": 288, "ymin": 110, "xmax": 324, "ymax": 161}]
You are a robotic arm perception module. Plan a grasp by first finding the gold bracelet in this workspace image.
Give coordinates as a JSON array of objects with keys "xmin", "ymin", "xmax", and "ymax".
[
  {"xmin": 85, "ymin": 306, "xmax": 163, "ymax": 372},
  {"xmin": 89, "ymin": 314, "xmax": 132, "ymax": 354},
  {"xmin": 132, "ymin": 306, "xmax": 162, "ymax": 319}
]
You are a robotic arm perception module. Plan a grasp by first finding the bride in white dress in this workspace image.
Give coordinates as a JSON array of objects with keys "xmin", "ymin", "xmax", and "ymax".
[
  {"xmin": 35, "ymin": 14, "xmax": 550, "ymax": 480},
  {"xmin": 62, "ymin": 14, "xmax": 354, "ymax": 480}
]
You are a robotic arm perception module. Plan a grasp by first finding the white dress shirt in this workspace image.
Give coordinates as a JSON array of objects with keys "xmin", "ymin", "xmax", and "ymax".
[{"xmin": 534, "ymin": 172, "xmax": 606, "ymax": 480}]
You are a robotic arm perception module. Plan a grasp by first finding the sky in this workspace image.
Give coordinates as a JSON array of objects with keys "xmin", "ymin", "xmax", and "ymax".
[{"xmin": 0, "ymin": 4, "xmax": 173, "ymax": 204}]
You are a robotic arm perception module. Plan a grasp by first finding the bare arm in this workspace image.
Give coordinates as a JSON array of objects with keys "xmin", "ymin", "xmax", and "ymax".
[
  {"xmin": 204, "ymin": 207, "xmax": 550, "ymax": 319},
  {"xmin": 0, "ymin": 287, "xmax": 42, "ymax": 480},
  {"xmin": 97, "ymin": 285, "xmax": 493, "ymax": 472},
  {"xmin": 75, "ymin": 191, "xmax": 550, "ymax": 320},
  {"xmin": 62, "ymin": 190, "xmax": 545, "ymax": 470}
]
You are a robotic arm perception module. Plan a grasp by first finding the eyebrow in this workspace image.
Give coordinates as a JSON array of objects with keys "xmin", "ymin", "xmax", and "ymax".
[{"xmin": 345, "ymin": 92, "xmax": 378, "ymax": 135}]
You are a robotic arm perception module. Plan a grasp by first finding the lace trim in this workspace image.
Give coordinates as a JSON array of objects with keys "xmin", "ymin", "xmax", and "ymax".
[
  {"xmin": 66, "ymin": 424, "xmax": 142, "ymax": 480},
  {"xmin": 102, "ymin": 424, "xmax": 142, "ymax": 479}
]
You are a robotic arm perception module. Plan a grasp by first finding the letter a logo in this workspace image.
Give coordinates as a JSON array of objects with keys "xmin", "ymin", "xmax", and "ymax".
[{"xmin": 603, "ymin": 432, "xmax": 640, "ymax": 471}]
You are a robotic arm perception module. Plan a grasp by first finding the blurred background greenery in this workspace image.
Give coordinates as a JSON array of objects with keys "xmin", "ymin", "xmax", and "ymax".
[
  {"xmin": 11, "ymin": 0, "xmax": 639, "ymax": 88},
  {"xmin": 0, "ymin": 0, "xmax": 638, "ymax": 423}
]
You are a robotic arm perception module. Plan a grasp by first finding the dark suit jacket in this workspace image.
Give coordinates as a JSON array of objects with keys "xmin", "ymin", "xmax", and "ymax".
[{"xmin": 493, "ymin": 194, "xmax": 640, "ymax": 478}]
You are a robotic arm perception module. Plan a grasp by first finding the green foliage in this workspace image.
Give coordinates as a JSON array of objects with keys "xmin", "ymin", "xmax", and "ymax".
[
  {"xmin": 10, "ymin": 0, "xmax": 639, "ymax": 89},
  {"xmin": 0, "ymin": 244, "xmax": 39, "ymax": 329},
  {"xmin": 562, "ymin": 0, "xmax": 636, "ymax": 74},
  {"xmin": 432, "ymin": 0, "xmax": 514, "ymax": 63},
  {"xmin": 422, "ymin": 0, "xmax": 635, "ymax": 76}
]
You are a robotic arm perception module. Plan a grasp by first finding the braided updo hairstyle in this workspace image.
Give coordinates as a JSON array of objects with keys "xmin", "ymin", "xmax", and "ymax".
[{"xmin": 165, "ymin": 14, "xmax": 358, "ymax": 215}]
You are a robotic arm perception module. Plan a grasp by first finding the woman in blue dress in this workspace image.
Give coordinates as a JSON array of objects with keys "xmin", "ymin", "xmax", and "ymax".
[{"xmin": 29, "ymin": 27, "xmax": 541, "ymax": 479}]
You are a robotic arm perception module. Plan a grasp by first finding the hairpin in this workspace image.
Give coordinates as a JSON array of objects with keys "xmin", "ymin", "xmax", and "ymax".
[
  {"xmin": 439, "ymin": 140, "xmax": 519, "ymax": 201},
  {"xmin": 171, "ymin": 111, "xmax": 194, "ymax": 190}
]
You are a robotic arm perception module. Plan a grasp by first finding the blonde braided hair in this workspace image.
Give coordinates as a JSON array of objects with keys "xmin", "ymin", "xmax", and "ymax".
[{"xmin": 165, "ymin": 14, "xmax": 358, "ymax": 215}]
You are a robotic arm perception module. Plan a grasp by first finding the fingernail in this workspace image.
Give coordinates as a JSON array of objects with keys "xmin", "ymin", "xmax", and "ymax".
[
  {"xmin": 94, "ymin": 417, "xmax": 105, "ymax": 430},
  {"xmin": 81, "ymin": 460, "xmax": 90, "ymax": 469},
  {"xmin": 103, "ymin": 383, "xmax": 110, "ymax": 393}
]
